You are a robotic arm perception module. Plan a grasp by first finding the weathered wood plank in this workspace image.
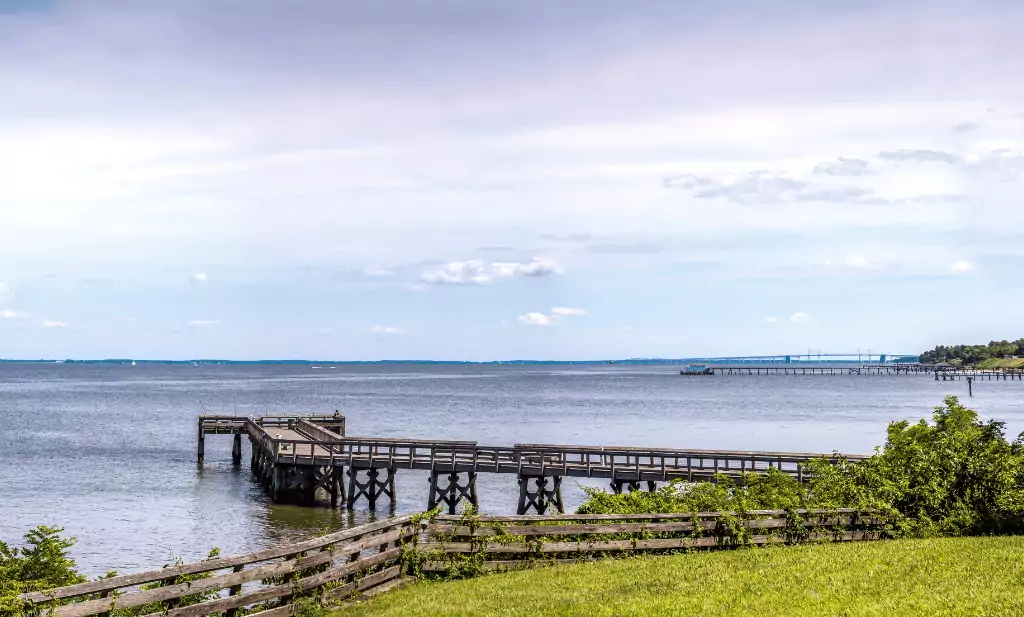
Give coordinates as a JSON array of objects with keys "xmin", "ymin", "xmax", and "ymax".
[
  {"xmin": 322, "ymin": 565, "xmax": 402, "ymax": 603},
  {"xmin": 135, "ymin": 547, "xmax": 402, "ymax": 617},
  {"xmin": 432, "ymin": 508, "xmax": 867, "ymax": 523},
  {"xmin": 47, "ymin": 527, "xmax": 410, "ymax": 617},
  {"xmin": 23, "ymin": 516, "xmax": 414, "ymax": 603}
]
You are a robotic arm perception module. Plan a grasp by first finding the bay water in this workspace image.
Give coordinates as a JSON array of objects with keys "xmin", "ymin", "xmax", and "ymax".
[{"xmin": 2, "ymin": 363, "xmax": 1021, "ymax": 575}]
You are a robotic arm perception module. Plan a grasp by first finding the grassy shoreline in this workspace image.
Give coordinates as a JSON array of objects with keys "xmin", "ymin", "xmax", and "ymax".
[{"xmin": 333, "ymin": 536, "xmax": 1024, "ymax": 617}]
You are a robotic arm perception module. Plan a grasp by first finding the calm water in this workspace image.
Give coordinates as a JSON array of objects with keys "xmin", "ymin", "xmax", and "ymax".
[{"xmin": 2, "ymin": 363, "xmax": 1022, "ymax": 575}]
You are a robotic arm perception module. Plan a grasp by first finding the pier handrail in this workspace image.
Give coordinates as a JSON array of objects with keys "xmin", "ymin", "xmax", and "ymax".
[{"xmin": 513, "ymin": 443, "xmax": 870, "ymax": 461}]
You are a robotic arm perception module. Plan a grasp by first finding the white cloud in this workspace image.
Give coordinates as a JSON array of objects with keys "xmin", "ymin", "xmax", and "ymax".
[
  {"xmin": 0, "ymin": 282, "xmax": 10, "ymax": 297},
  {"xmin": 843, "ymin": 254, "xmax": 870, "ymax": 268},
  {"xmin": 765, "ymin": 316, "xmax": 778, "ymax": 323},
  {"xmin": 518, "ymin": 312, "xmax": 557, "ymax": 326},
  {"xmin": 421, "ymin": 258, "xmax": 560, "ymax": 285},
  {"xmin": 361, "ymin": 266, "xmax": 392, "ymax": 277},
  {"xmin": 1, "ymin": 309, "xmax": 30, "ymax": 319},
  {"xmin": 406, "ymin": 283, "xmax": 429, "ymax": 292},
  {"xmin": 371, "ymin": 325, "xmax": 406, "ymax": 335},
  {"xmin": 950, "ymin": 260, "xmax": 974, "ymax": 273},
  {"xmin": 190, "ymin": 272, "xmax": 209, "ymax": 284},
  {"xmin": 41, "ymin": 319, "xmax": 70, "ymax": 328},
  {"xmin": 188, "ymin": 319, "xmax": 221, "ymax": 327},
  {"xmin": 788, "ymin": 312, "xmax": 811, "ymax": 323},
  {"xmin": 514, "ymin": 258, "xmax": 561, "ymax": 278},
  {"xmin": 551, "ymin": 306, "xmax": 588, "ymax": 316}
]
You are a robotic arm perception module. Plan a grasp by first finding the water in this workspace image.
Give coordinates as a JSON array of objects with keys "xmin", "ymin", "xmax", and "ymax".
[{"xmin": 2, "ymin": 363, "xmax": 1021, "ymax": 576}]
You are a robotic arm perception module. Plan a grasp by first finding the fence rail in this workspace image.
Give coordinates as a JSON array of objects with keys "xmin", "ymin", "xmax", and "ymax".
[
  {"xmin": 21, "ymin": 516, "xmax": 415, "ymax": 617},
  {"xmin": 22, "ymin": 509, "xmax": 887, "ymax": 616},
  {"xmin": 417, "ymin": 509, "xmax": 887, "ymax": 574}
]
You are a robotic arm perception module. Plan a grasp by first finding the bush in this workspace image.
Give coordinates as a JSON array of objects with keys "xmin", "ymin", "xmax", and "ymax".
[
  {"xmin": 0, "ymin": 526, "xmax": 85, "ymax": 615},
  {"xmin": 578, "ymin": 397, "xmax": 1024, "ymax": 537}
]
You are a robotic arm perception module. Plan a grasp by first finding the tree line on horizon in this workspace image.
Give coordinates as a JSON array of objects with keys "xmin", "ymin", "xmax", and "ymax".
[{"xmin": 920, "ymin": 339, "xmax": 1024, "ymax": 365}]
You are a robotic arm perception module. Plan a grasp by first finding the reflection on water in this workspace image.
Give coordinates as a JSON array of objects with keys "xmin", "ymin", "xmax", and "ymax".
[{"xmin": 1, "ymin": 363, "xmax": 1021, "ymax": 575}]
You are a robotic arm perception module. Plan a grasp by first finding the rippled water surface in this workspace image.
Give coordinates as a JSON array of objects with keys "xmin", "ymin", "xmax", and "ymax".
[{"xmin": 2, "ymin": 363, "xmax": 1021, "ymax": 575}]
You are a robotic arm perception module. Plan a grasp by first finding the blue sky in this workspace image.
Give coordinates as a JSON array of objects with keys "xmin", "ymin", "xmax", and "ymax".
[{"xmin": 1, "ymin": 0, "xmax": 1023, "ymax": 360}]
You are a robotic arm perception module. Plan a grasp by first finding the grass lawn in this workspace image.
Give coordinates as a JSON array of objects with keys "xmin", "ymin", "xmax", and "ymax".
[
  {"xmin": 333, "ymin": 536, "xmax": 1024, "ymax": 617},
  {"xmin": 976, "ymin": 358, "xmax": 1024, "ymax": 369}
]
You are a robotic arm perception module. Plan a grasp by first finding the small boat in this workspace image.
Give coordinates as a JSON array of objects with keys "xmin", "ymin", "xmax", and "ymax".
[
  {"xmin": 131, "ymin": 360, "xmax": 137, "ymax": 367},
  {"xmin": 680, "ymin": 363, "xmax": 714, "ymax": 376}
]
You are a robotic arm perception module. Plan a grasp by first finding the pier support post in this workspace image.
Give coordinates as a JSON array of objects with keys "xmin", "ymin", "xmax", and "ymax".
[
  {"xmin": 231, "ymin": 433, "xmax": 242, "ymax": 466},
  {"xmin": 346, "ymin": 467, "xmax": 396, "ymax": 510},
  {"xmin": 610, "ymin": 480, "xmax": 658, "ymax": 494},
  {"xmin": 427, "ymin": 470, "xmax": 479, "ymax": 514},
  {"xmin": 516, "ymin": 475, "xmax": 564, "ymax": 515},
  {"xmin": 196, "ymin": 420, "xmax": 205, "ymax": 466}
]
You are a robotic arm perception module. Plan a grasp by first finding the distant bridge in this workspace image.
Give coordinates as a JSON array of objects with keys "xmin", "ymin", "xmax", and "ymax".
[{"xmin": 675, "ymin": 353, "xmax": 920, "ymax": 365}]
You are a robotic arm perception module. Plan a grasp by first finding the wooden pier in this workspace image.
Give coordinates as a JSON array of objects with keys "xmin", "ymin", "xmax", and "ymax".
[
  {"xmin": 711, "ymin": 364, "xmax": 929, "ymax": 376},
  {"xmin": 199, "ymin": 415, "xmax": 868, "ymax": 515}
]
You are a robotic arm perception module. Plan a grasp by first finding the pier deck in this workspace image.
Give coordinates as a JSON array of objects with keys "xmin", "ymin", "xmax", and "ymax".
[{"xmin": 199, "ymin": 414, "xmax": 868, "ymax": 515}]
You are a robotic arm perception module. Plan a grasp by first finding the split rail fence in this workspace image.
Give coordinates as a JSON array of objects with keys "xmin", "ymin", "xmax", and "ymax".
[{"xmin": 21, "ymin": 509, "xmax": 888, "ymax": 616}]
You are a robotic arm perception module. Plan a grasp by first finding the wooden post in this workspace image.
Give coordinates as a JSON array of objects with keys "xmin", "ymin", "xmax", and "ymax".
[
  {"xmin": 196, "ymin": 420, "xmax": 205, "ymax": 466},
  {"xmin": 231, "ymin": 433, "xmax": 242, "ymax": 466},
  {"xmin": 967, "ymin": 376, "xmax": 973, "ymax": 397}
]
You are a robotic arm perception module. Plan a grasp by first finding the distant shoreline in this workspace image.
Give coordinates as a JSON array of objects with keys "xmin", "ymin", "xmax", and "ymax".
[{"xmin": 0, "ymin": 358, "xmax": 708, "ymax": 366}]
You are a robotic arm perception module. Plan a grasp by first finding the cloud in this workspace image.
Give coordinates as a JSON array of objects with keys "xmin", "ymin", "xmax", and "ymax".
[
  {"xmin": 585, "ymin": 242, "xmax": 664, "ymax": 255},
  {"xmin": 518, "ymin": 312, "xmax": 557, "ymax": 326},
  {"xmin": 519, "ymin": 306, "xmax": 587, "ymax": 325},
  {"xmin": 0, "ymin": 282, "xmax": 10, "ymax": 298},
  {"xmin": 406, "ymin": 283, "xmax": 428, "ymax": 292},
  {"xmin": 371, "ymin": 325, "xmax": 406, "ymax": 335},
  {"xmin": 843, "ymin": 254, "xmax": 871, "ymax": 269},
  {"xmin": 664, "ymin": 172, "xmax": 877, "ymax": 205},
  {"xmin": 512, "ymin": 258, "xmax": 560, "ymax": 278},
  {"xmin": 41, "ymin": 319, "xmax": 70, "ymax": 328},
  {"xmin": 190, "ymin": 272, "xmax": 209, "ymax": 284},
  {"xmin": 551, "ymin": 306, "xmax": 588, "ymax": 316},
  {"xmin": 764, "ymin": 316, "xmax": 778, "ymax": 323},
  {"xmin": 950, "ymin": 260, "xmax": 974, "ymax": 273},
  {"xmin": 188, "ymin": 319, "xmax": 221, "ymax": 327},
  {"xmin": 953, "ymin": 122, "xmax": 980, "ymax": 133},
  {"xmin": 421, "ymin": 258, "xmax": 559, "ymax": 285},
  {"xmin": 877, "ymin": 149, "xmax": 961, "ymax": 164},
  {"xmin": 1, "ymin": 309, "xmax": 29, "ymax": 319},
  {"xmin": 812, "ymin": 158, "xmax": 872, "ymax": 177},
  {"xmin": 788, "ymin": 312, "xmax": 811, "ymax": 323},
  {"xmin": 361, "ymin": 266, "xmax": 392, "ymax": 277}
]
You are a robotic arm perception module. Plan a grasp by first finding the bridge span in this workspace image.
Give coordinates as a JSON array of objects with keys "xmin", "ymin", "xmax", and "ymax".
[{"xmin": 198, "ymin": 415, "xmax": 868, "ymax": 515}]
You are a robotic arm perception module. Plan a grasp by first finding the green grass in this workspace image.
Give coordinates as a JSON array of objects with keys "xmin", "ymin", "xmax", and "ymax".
[
  {"xmin": 333, "ymin": 537, "xmax": 1024, "ymax": 617},
  {"xmin": 975, "ymin": 358, "xmax": 1024, "ymax": 369}
]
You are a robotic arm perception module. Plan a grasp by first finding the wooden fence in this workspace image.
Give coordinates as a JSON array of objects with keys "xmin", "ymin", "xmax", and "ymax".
[
  {"xmin": 416, "ymin": 509, "xmax": 887, "ymax": 574},
  {"xmin": 21, "ymin": 509, "xmax": 887, "ymax": 615},
  {"xmin": 19, "ymin": 516, "xmax": 415, "ymax": 617}
]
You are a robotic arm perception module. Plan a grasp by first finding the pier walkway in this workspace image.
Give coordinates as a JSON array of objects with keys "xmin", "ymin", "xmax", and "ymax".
[{"xmin": 198, "ymin": 415, "xmax": 868, "ymax": 515}]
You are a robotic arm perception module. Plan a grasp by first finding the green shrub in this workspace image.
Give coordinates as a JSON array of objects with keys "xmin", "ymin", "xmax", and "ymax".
[
  {"xmin": 0, "ymin": 526, "xmax": 85, "ymax": 615},
  {"xmin": 579, "ymin": 397, "xmax": 1024, "ymax": 537}
]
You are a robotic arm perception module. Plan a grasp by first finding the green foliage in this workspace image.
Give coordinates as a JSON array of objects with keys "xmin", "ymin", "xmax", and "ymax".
[
  {"xmin": 920, "ymin": 338, "xmax": 1024, "ymax": 365},
  {"xmin": 0, "ymin": 526, "xmax": 85, "ymax": 616},
  {"xmin": 578, "ymin": 397, "xmax": 1024, "ymax": 538}
]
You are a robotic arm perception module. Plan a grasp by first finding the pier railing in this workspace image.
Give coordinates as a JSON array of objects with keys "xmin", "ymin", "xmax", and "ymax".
[
  {"xmin": 203, "ymin": 415, "xmax": 873, "ymax": 513},
  {"xmin": 22, "ymin": 510, "xmax": 888, "ymax": 615}
]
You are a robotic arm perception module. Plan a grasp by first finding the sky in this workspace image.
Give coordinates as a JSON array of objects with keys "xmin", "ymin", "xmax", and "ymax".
[{"xmin": 1, "ymin": 0, "xmax": 1023, "ymax": 361}]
